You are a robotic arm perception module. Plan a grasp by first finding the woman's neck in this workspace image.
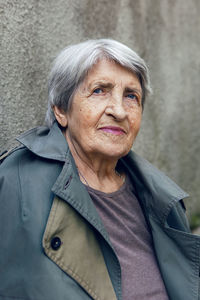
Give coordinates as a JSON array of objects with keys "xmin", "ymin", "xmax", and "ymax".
[{"xmin": 66, "ymin": 133, "xmax": 125, "ymax": 193}]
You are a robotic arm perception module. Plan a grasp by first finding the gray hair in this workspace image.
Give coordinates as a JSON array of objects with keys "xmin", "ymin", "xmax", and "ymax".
[{"xmin": 45, "ymin": 39, "xmax": 152, "ymax": 127}]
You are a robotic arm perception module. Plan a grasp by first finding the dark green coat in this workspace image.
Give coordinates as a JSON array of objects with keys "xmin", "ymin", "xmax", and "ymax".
[{"xmin": 0, "ymin": 123, "xmax": 199, "ymax": 300}]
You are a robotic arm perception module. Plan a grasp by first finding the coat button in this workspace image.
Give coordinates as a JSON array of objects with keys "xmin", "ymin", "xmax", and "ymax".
[{"xmin": 51, "ymin": 237, "xmax": 61, "ymax": 250}]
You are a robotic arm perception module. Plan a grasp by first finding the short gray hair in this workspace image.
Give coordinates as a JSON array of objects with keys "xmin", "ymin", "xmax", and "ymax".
[{"xmin": 45, "ymin": 39, "xmax": 152, "ymax": 127}]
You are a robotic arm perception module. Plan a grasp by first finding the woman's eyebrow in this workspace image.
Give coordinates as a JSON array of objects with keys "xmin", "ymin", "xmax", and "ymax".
[
  {"xmin": 88, "ymin": 81, "xmax": 114, "ymax": 89},
  {"xmin": 124, "ymin": 87, "xmax": 142, "ymax": 95}
]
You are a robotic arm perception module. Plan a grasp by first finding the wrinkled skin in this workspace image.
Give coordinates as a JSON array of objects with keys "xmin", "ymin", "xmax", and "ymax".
[{"xmin": 54, "ymin": 59, "xmax": 143, "ymax": 191}]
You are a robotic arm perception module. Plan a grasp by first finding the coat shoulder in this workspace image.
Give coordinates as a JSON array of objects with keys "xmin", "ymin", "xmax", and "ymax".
[
  {"xmin": 0, "ymin": 146, "xmax": 29, "ymax": 188},
  {"xmin": 0, "ymin": 145, "xmax": 26, "ymax": 165}
]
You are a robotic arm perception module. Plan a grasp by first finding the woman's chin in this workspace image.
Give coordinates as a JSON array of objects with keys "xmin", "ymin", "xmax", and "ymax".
[{"xmin": 96, "ymin": 146, "xmax": 130, "ymax": 160}]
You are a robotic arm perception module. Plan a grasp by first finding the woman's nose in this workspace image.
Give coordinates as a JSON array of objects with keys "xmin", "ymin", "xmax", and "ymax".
[{"xmin": 105, "ymin": 94, "xmax": 126, "ymax": 120}]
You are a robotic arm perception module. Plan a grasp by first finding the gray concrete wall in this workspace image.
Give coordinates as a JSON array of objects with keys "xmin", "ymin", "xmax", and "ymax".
[{"xmin": 1, "ymin": 0, "xmax": 200, "ymax": 216}]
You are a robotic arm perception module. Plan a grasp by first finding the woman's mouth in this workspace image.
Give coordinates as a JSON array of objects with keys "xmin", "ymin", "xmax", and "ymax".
[{"xmin": 99, "ymin": 126, "xmax": 125, "ymax": 136}]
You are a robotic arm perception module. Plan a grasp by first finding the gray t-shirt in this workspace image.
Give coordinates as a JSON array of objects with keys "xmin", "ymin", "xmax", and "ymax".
[{"xmin": 86, "ymin": 175, "xmax": 169, "ymax": 300}]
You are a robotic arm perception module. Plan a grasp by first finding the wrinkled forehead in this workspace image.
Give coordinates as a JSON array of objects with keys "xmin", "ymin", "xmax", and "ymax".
[{"xmin": 80, "ymin": 58, "xmax": 142, "ymax": 89}]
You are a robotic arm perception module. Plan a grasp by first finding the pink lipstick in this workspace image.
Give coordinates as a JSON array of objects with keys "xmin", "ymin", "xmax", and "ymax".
[{"xmin": 99, "ymin": 126, "xmax": 125, "ymax": 136}]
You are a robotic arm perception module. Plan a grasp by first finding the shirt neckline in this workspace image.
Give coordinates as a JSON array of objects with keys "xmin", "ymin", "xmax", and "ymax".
[{"xmin": 85, "ymin": 175, "xmax": 131, "ymax": 198}]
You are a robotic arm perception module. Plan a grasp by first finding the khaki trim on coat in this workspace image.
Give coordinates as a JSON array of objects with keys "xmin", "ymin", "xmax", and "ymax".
[{"xmin": 43, "ymin": 196, "xmax": 117, "ymax": 300}]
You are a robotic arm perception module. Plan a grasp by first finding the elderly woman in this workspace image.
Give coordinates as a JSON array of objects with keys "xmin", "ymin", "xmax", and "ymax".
[{"xmin": 0, "ymin": 39, "xmax": 198, "ymax": 300}]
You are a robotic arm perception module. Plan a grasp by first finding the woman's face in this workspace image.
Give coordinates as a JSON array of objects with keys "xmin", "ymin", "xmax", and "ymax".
[{"xmin": 60, "ymin": 59, "xmax": 142, "ymax": 160}]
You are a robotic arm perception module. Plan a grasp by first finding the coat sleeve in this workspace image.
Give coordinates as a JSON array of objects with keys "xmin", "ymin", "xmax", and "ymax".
[
  {"xmin": 0, "ymin": 149, "xmax": 22, "ymax": 231},
  {"xmin": 0, "ymin": 149, "xmax": 23, "ymax": 295}
]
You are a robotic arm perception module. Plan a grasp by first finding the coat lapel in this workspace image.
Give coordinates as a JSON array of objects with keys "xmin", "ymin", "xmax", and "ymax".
[{"xmin": 43, "ymin": 156, "xmax": 118, "ymax": 300}]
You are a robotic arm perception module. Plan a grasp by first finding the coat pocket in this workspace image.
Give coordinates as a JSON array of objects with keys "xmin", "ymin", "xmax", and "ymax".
[{"xmin": 150, "ymin": 215, "xmax": 200, "ymax": 300}]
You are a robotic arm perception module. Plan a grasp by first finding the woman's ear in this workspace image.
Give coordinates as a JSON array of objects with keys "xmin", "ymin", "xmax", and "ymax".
[{"xmin": 53, "ymin": 106, "xmax": 68, "ymax": 127}]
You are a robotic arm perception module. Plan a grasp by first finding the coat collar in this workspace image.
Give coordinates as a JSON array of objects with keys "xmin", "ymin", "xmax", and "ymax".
[
  {"xmin": 17, "ymin": 122, "xmax": 189, "ymax": 224},
  {"xmin": 17, "ymin": 122, "xmax": 68, "ymax": 162},
  {"xmin": 121, "ymin": 152, "xmax": 189, "ymax": 224}
]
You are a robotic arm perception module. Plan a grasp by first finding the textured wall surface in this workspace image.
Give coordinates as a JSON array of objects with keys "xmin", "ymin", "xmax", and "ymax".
[{"xmin": 0, "ymin": 0, "xmax": 200, "ymax": 216}]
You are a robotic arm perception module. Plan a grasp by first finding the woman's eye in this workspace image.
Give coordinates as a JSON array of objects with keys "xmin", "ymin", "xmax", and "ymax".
[
  {"xmin": 93, "ymin": 88, "xmax": 103, "ymax": 94},
  {"xmin": 126, "ymin": 94, "xmax": 137, "ymax": 100}
]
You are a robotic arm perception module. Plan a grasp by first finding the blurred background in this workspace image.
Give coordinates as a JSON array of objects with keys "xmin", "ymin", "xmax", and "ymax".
[{"xmin": 0, "ymin": 0, "xmax": 200, "ymax": 228}]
